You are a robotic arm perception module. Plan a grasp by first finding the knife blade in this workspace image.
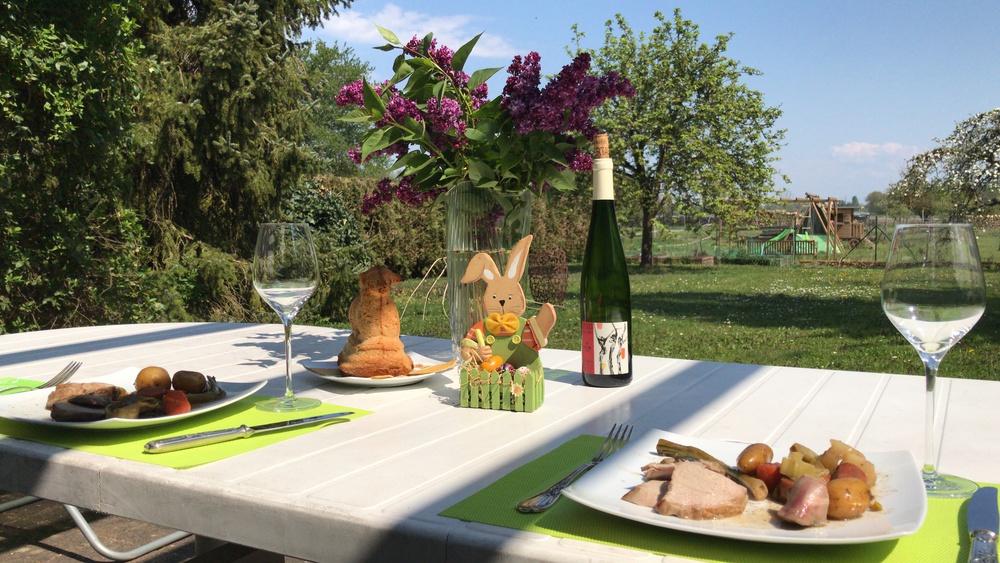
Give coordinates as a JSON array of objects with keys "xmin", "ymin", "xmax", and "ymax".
[
  {"xmin": 143, "ymin": 411, "xmax": 354, "ymax": 454},
  {"xmin": 968, "ymin": 486, "xmax": 998, "ymax": 563}
]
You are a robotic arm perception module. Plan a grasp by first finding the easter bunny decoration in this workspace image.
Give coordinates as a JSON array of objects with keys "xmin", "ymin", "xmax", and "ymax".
[{"xmin": 459, "ymin": 235, "xmax": 557, "ymax": 371}]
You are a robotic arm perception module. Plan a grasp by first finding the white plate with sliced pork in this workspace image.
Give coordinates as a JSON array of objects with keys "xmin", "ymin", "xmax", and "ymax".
[{"xmin": 561, "ymin": 429, "xmax": 927, "ymax": 544}]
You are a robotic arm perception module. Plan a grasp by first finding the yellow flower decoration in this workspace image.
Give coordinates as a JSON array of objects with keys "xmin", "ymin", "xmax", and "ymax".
[{"xmin": 485, "ymin": 312, "xmax": 519, "ymax": 335}]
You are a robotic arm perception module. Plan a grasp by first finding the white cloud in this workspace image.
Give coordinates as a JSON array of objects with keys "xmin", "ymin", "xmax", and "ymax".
[
  {"xmin": 315, "ymin": 3, "xmax": 517, "ymax": 60},
  {"xmin": 830, "ymin": 141, "xmax": 920, "ymax": 162}
]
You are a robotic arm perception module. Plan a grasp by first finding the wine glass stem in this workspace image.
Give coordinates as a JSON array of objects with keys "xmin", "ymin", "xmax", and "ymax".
[
  {"xmin": 283, "ymin": 316, "xmax": 294, "ymax": 399},
  {"xmin": 922, "ymin": 357, "xmax": 940, "ymax": 482}
]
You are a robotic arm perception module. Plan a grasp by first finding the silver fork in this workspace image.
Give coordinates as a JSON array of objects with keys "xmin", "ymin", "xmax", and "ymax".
[
  {"xmin": 516, "ymin": 423, "xmax": 633, "ymax": 513},
  {"xmin": 0, "ymin": 361, "xmax": 82, "ymax": 394}
]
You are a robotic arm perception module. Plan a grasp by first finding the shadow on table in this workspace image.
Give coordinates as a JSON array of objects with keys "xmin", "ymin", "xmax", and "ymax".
[{"xmin": 344, "ymin": 358, "xmax": 846, "ymax": 561}]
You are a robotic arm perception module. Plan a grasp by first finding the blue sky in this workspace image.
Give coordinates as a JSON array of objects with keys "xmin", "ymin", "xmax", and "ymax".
[{"xmin": 303, "ymin": 1, "xmax": 1000, "ymax": 203}]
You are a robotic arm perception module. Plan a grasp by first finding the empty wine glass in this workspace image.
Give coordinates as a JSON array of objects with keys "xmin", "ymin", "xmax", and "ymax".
[
  {"xmin": 881, "ymin": 223, "xmax": 986, "ymax": 498},
  {"xmin": 253, "ymin": 223, "xmax": 322, "ymax": 412}
]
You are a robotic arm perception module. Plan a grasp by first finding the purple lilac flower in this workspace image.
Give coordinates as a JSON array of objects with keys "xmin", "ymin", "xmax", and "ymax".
[
  {"xmin": 566, "ymin": 149, "xmax": 593, "ymax": 171},
  {"xmin": 405, "ymin": 36, "xmax": 469, "ymax": 90},
  {"xmin": 426, "ymin": 97, "xmax": 462, "ymax": 133},
  {"xmin": 501, "ymin": 52, "xmax": 542, "ymax": 125},
  {"xmin": 502, "ymin": 52, "xmax": 635, "ymax": 140},
  {"xmin": 362, "ymin": 176, "xmax": 445, "ymax": 214}
]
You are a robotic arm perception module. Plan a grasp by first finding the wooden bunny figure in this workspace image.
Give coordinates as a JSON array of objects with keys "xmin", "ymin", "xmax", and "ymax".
[{"xmin": 459, "ymin": 235, "xmax": 557, "ymax": 370}]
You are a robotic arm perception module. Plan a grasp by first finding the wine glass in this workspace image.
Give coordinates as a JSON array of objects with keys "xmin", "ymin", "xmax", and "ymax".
[
  {"xmin": 253, "ymin": 223, "xmax": 322, "ymax": 412},
  {"xmin": 881, "ymin": 223, "xmax": 986, "ymax": 498}
]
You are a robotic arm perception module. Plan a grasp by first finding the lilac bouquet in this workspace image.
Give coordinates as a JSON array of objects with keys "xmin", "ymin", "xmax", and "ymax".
[{"xmin": 337, "ymin": 26, "xmax": 634, "ymax": 213}]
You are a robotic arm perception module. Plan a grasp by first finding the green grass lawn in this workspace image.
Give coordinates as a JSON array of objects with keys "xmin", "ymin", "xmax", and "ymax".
[{"xmin": 391, "ymin": 263, "xmax": 1000, "ymax": 381}]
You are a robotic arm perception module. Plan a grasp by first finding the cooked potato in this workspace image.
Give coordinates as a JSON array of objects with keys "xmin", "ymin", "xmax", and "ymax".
[
  {"xmin": 826, "ymin": 477, "xmax": 871, "ymax": 520},
  {"xmin": 135, "ymin": 366, "xmax": 171, "ymax": 391},
  {"xmin": 172, "ymin": 370, "xmax": 207, "ymax": 394},
  {"xmin": 737, "ymin": 443, "xmax": 774, "ymax": 474}
]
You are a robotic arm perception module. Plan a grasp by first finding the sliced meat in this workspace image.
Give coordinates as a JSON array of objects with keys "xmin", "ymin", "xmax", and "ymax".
[
  {"xmin": 641, "ymin": 458, "xmax": 678, "ymax": 480},
  {"xmin": 655, "ymin": 461, "xmax": 748, "ymax": 520},
  {"xmin": 45, "ymin": 382, "xmax": 122, "ymax": 410},
  {"xmin": 622, "ymin": 479, "xmax": 670, "ymax": 507},
  {"xmin": 777, "ymin": 475, "xmax": 829, "ymax": 527}
]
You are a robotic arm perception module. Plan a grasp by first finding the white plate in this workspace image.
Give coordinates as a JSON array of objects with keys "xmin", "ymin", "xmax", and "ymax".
[
  {"xmin": 301, "ymin": 353, "xmax": 455, "ymax": 388},
  {"xmin": 0, "ymin": 367, "xmax": 266, "ymax": 430},
  {"xmin": 562, "ymin": 429, "xmax": 927, "ymax": 544}
]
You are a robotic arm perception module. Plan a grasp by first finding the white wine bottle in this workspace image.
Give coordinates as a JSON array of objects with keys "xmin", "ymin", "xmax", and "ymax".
[{"xmin": 580, "ymin": 133, "xmax": 632, "ymax": 387}]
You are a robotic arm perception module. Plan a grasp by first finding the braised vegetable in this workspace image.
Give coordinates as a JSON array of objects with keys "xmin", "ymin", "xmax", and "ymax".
[
  {"xmin": 185, "ymin": 376, "xmax": 226, "ymax": 404},
  {"xmin": 106, "ymin": 395, "xmax": 161, "ymax": 419},
  {"xmin": 163, "ymin": 390, "xmax": 192, "ymax": 415}
]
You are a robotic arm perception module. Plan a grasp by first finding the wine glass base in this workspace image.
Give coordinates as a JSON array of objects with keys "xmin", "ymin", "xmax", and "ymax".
[
  {"xmin": 256, "ymin": 396, "xmax": 322, "ymax": 413},
  {"xmin": 924, "ymin": 472, "xmax": 979, "ymax": 498}
]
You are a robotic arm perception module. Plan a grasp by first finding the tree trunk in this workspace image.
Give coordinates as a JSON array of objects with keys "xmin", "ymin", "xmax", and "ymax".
[{"xmin": 641, "ymin": 207, "xmax": 655, "ymax": 268}]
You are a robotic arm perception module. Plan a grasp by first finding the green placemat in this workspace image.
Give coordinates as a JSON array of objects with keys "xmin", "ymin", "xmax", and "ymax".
[
  {"xmin": 0, "ymin": 397, "xmax": 369, "ymax": 469},
  {"xmin": 441, "ymin": 435, "xmax": 996, "ymax": 562},
  {"xmin": 0, "ymin": 378, "xmax": 43, "ymax": 391}
]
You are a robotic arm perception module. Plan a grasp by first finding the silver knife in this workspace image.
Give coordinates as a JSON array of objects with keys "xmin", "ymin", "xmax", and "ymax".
[
  {"xmin": 968, "ymin": 486, "xmax": 999, "ymax": 563},
  {"xmin": 143, "ymin": 411, "xmax": 354, "ymax": 453}
]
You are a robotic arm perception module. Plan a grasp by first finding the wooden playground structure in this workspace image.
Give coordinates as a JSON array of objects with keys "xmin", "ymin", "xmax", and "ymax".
[{"xmin": 743, "ymin": 194, "xmax": 868, "ymax": 259}]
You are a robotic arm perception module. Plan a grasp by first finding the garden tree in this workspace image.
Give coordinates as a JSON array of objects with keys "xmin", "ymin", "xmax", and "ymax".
[
  {"xmin": 299, "ymin": 40, "xmax": 375, "ymax": 176},
  {"xmin": 130, "ymin": 0, "xmax": 355, "ymax": 259},
  {"xmin": 579, "ymin": 9, "xmax": 786, "ymax": 267},
  {"xmin": 888, "ymin": 108, "xmax": 1000, "ymax": 220},
  {"xmin": 865, "ymin": 191, "xmax": 887, "ymax": 213},
  {"xmin": 0, "ymin": 1, "xmax": 153, "ymax": 333}
]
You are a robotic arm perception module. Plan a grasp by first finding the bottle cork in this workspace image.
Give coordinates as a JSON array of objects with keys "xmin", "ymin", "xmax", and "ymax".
[{"xmin": 594, "ymin": 134, "xmax": 610, "ymax": 159}]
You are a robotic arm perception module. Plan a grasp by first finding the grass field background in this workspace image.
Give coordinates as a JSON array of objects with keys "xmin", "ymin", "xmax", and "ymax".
[{"xmin": 389, "ymin": 263, "xmax": 1000, "ymax": 381}]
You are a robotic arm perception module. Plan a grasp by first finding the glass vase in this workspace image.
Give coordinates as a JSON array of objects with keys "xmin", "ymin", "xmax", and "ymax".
[{"xmin": 445, "ymin": 182, "xmax": 532, "ymax": 361}]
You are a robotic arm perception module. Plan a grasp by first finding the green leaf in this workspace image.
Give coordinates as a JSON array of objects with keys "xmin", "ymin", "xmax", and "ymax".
[
  {"xmin": 452, "ymin": 33, "xmax": 483, "ymax": 73},
  {"xmin": 375, "ymin": 44, "xmax": 396, "ymax": 52},
  {"xmin": 360, "ymin": 127, "xmax": 404, "ymax": 162},
  {"xmin": 543, "ymin": 166, "xmax": 576, "ymax": 191},
  {"xmin": 376, "ymin": 25, "xmax": 402, "ymax": 45},
  {"xmin": 468, "ymin": 67, "xmax": 503, "ymax": 92},
  {"xmin": 467, "ymin": 160, "xmax": 496, "ymax": 183},
  {"xmin": 420, "ymin": 33, "xmax": 434, "ymax": 55},
  {"xmin": 338, "ymin": 108, "xmax": 375, "ymax": 123},
  {"xmin": 362, "ymin": 80, "xmax": 386, "ymax": 120},
  {"xmin": 401, "ymin": 116, "xmax": 427, "ymax": 141},
  {"xmin": 432, "ymin": 80, "xmax": 445, "ymax": 104},
  {"xmin": 412, "ymin": 164, "xmax": 441, "ymax": 187},
  {"xmin": 465, "ymin": 127, "xmax": 489, "ymax": 142},
  {"xmin": 390, "ymin": 150, "xmax": 432, "ymax": 173}
]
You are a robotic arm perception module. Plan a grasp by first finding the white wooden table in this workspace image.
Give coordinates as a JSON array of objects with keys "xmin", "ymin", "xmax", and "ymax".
[{"xmin": 1, "ymin": 323, "xmax": 998, "ymax": 562}]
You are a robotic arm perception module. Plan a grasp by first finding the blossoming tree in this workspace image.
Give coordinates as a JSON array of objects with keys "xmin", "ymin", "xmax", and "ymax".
[{"xmin": 888, "ymin": 108, "xmax": 1000, "ymax": 220}]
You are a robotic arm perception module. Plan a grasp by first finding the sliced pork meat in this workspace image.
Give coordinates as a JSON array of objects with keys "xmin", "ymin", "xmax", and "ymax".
[
  {"xmin": 776, "ymin": 475, "xmax": 829, "ymax": 527},
  {"xmin": 622, "ymin": 479, "xmax": 670, "ymax": 507},
  {"xmin": 641, "ymin": 457, "xmax": 678, "ymax": 480},
  {"xmin": 655, "ymin": 461, "xmax": 748, "ymax": 520}
]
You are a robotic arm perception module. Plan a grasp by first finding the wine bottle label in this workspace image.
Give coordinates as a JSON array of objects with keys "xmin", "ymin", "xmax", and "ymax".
[{"xmin": 582, "ymin": 321, "xmax": 630, "ymax": 375}]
